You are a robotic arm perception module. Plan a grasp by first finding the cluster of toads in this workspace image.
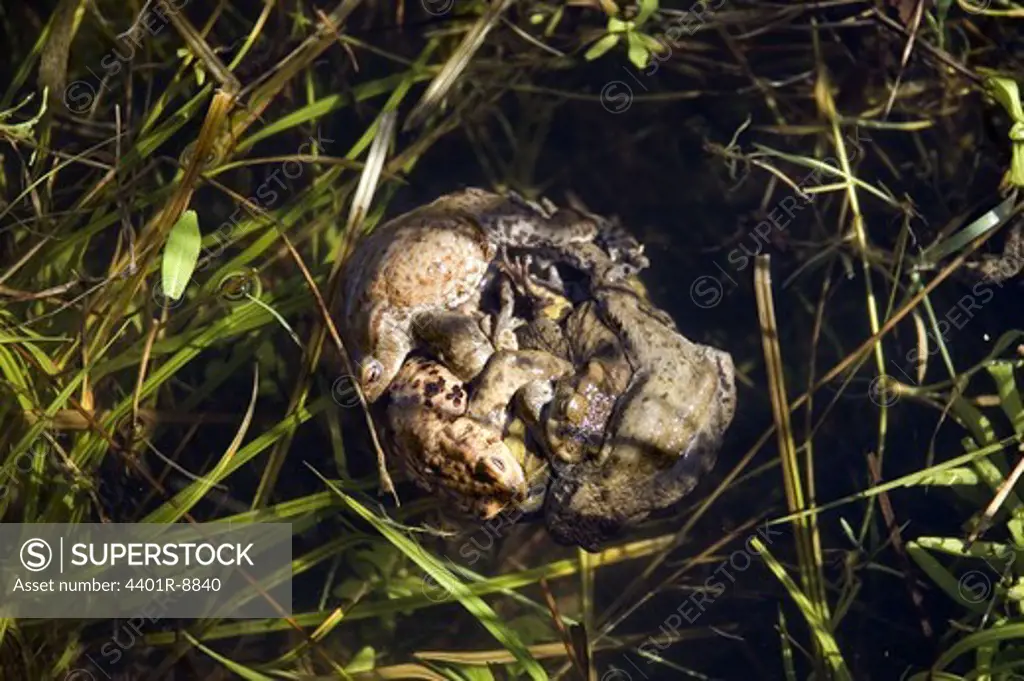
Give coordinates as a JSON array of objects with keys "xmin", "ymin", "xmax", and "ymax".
[{"xmin": 335, "ymin": 188, "xmax": 737, "ymax": 551}]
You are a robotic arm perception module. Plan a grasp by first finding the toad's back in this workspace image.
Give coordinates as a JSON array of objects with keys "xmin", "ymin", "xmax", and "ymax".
[
  {"xmin": 339, "ymin": 186, "xmax": 610, "ymax": 321},
  {"xmin": 340, "ymin": 205, "xmax": 495, "ymax": 321}
]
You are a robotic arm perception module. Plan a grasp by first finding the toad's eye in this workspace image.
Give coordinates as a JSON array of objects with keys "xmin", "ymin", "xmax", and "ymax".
[{"xmin": 360, "ymin": 358, "xmax": 384, "ymax": 386}]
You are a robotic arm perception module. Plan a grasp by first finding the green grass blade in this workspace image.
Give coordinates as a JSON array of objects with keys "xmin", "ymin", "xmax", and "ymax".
[
  {"xmin": 311, "ymin": 467, "xmax": 549, "ymax": 681},
  {"xmin": 182, "ymin": 631, "xmax": 275, "ymax": 680},
  {"xmin": 752, "ymin": 537, "xmax": 852, "ymax": 681}
]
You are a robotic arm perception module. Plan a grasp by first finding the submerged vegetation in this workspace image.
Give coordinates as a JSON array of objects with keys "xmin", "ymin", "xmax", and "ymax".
[{"xmin": 1, "ymin": 0, "xmax": 1024, "ymax": 678}]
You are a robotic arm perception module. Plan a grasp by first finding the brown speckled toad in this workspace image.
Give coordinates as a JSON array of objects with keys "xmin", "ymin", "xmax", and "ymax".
[
  {"xmin": 385, "ymin": 348, "xmax": 571, "ymax": 520},
  {"xmin": 384, "ymin": 278, "xmax": 572, "ymax": 519},
  {"xmin": 386, "ymin": 355, "xmax": 525, "ymax": 519}
]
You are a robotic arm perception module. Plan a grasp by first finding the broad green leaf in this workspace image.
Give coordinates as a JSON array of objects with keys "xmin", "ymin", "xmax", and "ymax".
[
  {"xmin": 161, "ymin": 209, "xmax": 201, "ymax": 300},
  {"xmin": 986, "ymin": 77, "xmax": 1024, "ymax": 186},
  {"xmin": 608, "ymin": 17, "xmax": 632, "ymax": 32},
  {"xmin": 988, "ymin": 76, "xmax": 1024, "ymax": 122},
  {"xmin": 1007, "ymin": 578, "xmax": 1024, "ymax": 601},
  {"xmin": 585, "ymin": 33, "xmax": 620, "ymax": 61},
  {"xmin": 986, "ymin": 361, "xmax": 1024, "ymax": 436},
  {"xmin": 1010, "ymin": 123, "xmax": 1024, "ymax": 187},
  {"xmin": 544, "ymin": 5, "xmax": 565, "ymax": 36},
  {"xmin": 636, "ymin": 0, "xmax": 658, "ymax": 25},
  {"xmin": 627, "ymin": 32, "xmax": 649, "ymax": 69},
  {"xmin": 344, "ymin": 646, "xmax": 376, "ymax": 673}
]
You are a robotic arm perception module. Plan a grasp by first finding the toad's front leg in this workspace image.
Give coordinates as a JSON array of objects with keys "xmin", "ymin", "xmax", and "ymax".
[
  {"xmin": 413, "ymin": 276, "xmax": 525, "ymax": 381},
  {"xmin": 468, "ymin": 350, "xmax": 572, "ymax": 431},
  {"xmin": 411, "ymin": 310, "xmax": 494, "ymax": 382},
  {"xmin": 479, "ymin": 275, "xmax": 525, "ymax": 352}
]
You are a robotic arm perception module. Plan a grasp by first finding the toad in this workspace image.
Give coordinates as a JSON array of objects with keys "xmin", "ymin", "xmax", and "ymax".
[
  {"xmin": 543, "ymin": 282, "xmax": 736, "ymax": 551},
  {"xmin": 505, "ymin": 253, "xmax": 736, "ymax": 551},
  {"xmin": 384, "ymin": 279, "xmax": 572, "ymax": 519},
  {"xmin": 337, "ymin": 188, "xmax": 646, "ymax": 403}
]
